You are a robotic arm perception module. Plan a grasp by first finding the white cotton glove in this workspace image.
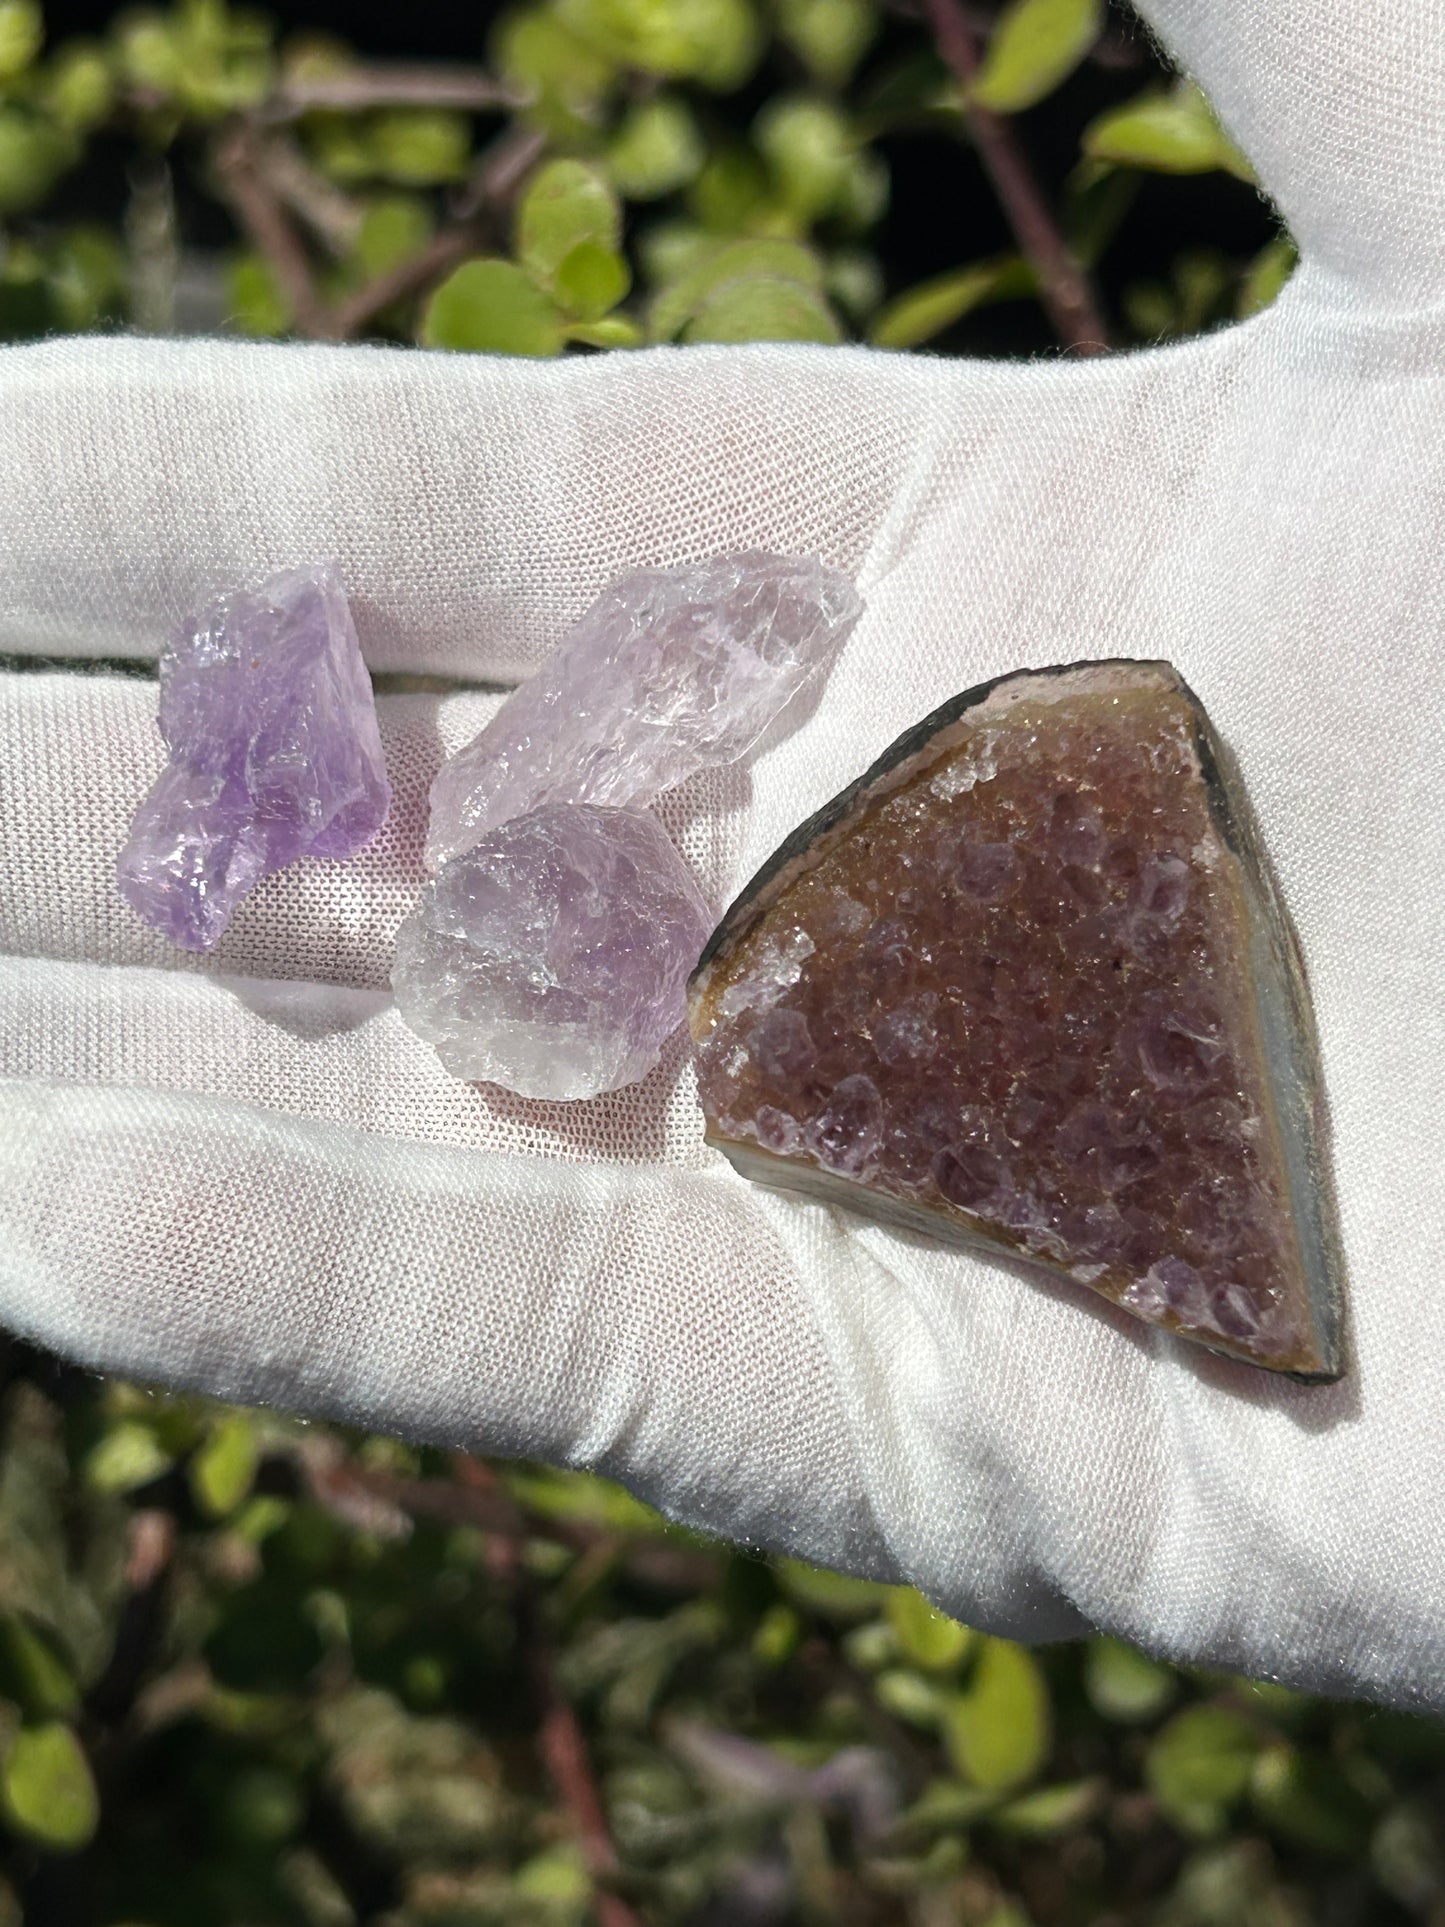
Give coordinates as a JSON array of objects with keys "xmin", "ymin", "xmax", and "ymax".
[{"xmin": 3, "ymin": 0, "xmax": 1444, "ymax": 1711}]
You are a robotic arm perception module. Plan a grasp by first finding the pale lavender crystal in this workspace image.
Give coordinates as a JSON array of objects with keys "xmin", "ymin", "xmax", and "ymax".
[
  {"xmin": 392, "ymin": 803, "xmax": 710, "ymax": 1099},
  {"xmin": 116, "ymin": 561, "xmax": 390, "ymax": 952},
  {"xmin": 424, "ymin": 552, "xmax": 863, "ymax": 872}
]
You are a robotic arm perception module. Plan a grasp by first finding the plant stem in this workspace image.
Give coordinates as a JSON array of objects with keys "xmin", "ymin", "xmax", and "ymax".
[
  {"xmin": 214, "ymin": 119, "xmax": 342, "ymax": 339},
  {"xmin": 524, "ymin": 1599, "xmax": 641, "ymax": 1927},
  {"xmin": 924, "ymin": 0, "xmax": 1110, "ymax": 354},
  {"xmin": 271, "ymin": 62, "xmax": 520, "ymax": 116}
]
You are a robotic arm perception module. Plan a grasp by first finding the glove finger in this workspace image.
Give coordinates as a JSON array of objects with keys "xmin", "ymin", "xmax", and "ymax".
[
  {"xmin": 0, "ymin": 336, "xmax": 942, "ymax": 678},
  {"xmin": 0, "ymin": 1072, "xmax": 902, "ymax": 1590},
  {"xmin": 1139, "ymin": 0, "xmax": 1445, "ymax": 303}
]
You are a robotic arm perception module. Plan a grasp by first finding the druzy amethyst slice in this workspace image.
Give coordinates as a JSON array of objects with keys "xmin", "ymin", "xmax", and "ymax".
[
  {"xmin": 116, "ymin": 561, "xmax": 390, "ymax": 951},
  {"xmin": 393, "ymin": 803, "xmax": 711, "ymax": 1099},
  {"xmin": 424, "ymin": 552, "xmax": 862, "ymax": 873},
  {"xmin": 689, "ymin": 661, "xmax": 1345, "ymax": 1380}
]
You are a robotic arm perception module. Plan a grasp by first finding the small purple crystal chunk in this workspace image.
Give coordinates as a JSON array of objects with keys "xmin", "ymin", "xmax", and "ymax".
[
  {"xmin": 424, "ymin": 552, "xmax": 863, "ymax": 872},
  {"xmin": 392, "ymin": 803, "xmax": 710, "ymax": 1099},
  {"xmin": 116, "ymin": 561, "xmax": 390, "ymax": 951}
]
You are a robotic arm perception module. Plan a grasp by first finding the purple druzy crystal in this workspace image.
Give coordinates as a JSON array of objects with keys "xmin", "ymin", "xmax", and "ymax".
[
  {"xmin": 392, "ymin": 803, "xmax": 711, "ymax": 1099},
  {"xmin": 116, "ymin": 561, "xmax": 390, "ymax": 951},
  {"xmin": 424, "ymin": 552, "xmax": 863, "ymax": 873}
]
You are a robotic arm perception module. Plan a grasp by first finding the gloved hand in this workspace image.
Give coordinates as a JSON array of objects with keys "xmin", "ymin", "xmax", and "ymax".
[{"xmin": 3, "ymin": 0, "xmax": 1442, "ymax": 1712}]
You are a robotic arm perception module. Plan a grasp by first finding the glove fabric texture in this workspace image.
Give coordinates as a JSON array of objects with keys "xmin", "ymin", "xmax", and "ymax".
[{"xmin": 3, "ymin": 0, "xmax": 1444, "ymax": 1709}]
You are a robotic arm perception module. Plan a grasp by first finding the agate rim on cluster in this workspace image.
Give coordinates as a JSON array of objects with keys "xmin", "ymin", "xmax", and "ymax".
[{"xmin": 689, "ymin": 659, "xmax": 1347, "ymax": 1383}]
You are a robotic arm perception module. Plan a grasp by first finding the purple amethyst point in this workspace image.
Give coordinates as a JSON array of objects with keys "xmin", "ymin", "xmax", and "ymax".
[{"xmin": 117, "ymin": 561, "xmax": 391, "ymax": 951}]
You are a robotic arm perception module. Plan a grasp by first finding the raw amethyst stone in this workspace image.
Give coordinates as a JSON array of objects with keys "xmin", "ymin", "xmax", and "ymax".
[
  {"xmin": 116, "ymin": 561, "xmax": 390, "ymax": 952},
  {"xmin": 392, "ymin": 803, "xmax": 710, "ymax": 1099},
  {"xmin": 424, "ymin": 552, "xmax": 862, "ymax": 873}
]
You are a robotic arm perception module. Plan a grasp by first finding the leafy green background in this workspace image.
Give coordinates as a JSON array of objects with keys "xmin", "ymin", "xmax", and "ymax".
[
  {"xmin": 0, "ymin": 1339, "xmax": 1441, "ymax": 1926},
  {"xmin": 0, "ymin": 2, "xmax": 1422, "ymax": 1922}
]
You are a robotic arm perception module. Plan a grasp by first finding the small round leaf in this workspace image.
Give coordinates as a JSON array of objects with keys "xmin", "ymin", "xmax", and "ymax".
[
  {"xmin": 518, "ymin": 158, "xmax": 621, "ymax": 290},
  {"xmin": 683, "ymin": 273, "xmax": 842, "ymax": 344},
  {"xmin": 776, "ymin": 0, "xmax": 877, "ymax": 89},
  {"xmin": 422, "ymin": 259, "xmax": 567, "ymax": 357},
  {"xmin": 354, "ymin": 195, "xmax": 433, "ymax": 280},
  {"xmin": 606, "ymin": 95, "xmax": 705, "ymax": 200},
  {"xmin": 943, "ymin": 1639, "xmax": 1051, "ymax": 1791},
  {"xmin": 1083, "ymin": 1636, "xmax": 1178, "ymax": 1724},
  {"xmin": 190, "ymin": 1413, "xmax": 260, "ymax": 1520},
  {"xmin": 0, "ymin": 0, "xmax": 43, "ymax": 81},
  {"xmin": 754, "ymin": 94, "xmax": 854, "ymax": 224},
  {"xmin": 552, "ymin": 239, "xmax": 631, "ymax": 321},
  {"xmin": 886, "ymin": 1588, "xmax": 974, "ymax": 1673},
  {"xmin": 1145, "ymin": 1704, "xmax": 1260, "ymax": 1837},
  {"xmin": 1, "ymin": 1723, "xmax": 98, "ymax": 1852},
  {"xmin": 369, "ymin": 108, "xmax": 470, "ymax": 186}
]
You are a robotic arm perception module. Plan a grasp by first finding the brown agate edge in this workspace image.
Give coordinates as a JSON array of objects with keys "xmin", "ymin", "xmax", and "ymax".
[{"xmin": 688, "ymin": 660, "xmax": 1346, "ymax": 1381}]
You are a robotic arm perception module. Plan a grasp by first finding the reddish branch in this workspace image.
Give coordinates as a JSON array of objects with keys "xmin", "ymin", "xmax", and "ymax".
[
  {"xmin": 211, "ymin": 64, "xmax": 535, "ymax": 344},
  {"xmin": 272, "ymin": 63, "xmax": 521, "ymax": 116},
  {"xmin": 527, "ymin": 1623, "xmax": 641, "ymax": 1927},
  {"xmin": 214, "ymin": 120, "xmax": 343, "ymax": 339},
  {"xmin": 925, "ymin": 0, "xmax": 1111, "ymax": 354}
]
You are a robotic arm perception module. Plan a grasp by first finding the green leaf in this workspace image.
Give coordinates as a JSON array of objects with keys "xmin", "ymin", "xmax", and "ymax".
[
  {"xmin": 774, "ymin": 1556, "xmax": 889, "ymax": 1621},
  {"xmin": 0, "ymin": 0, "xmax": 42, "ymax": 81},
  {"xmin": 896, "ymin": 1777, "xmax": 1001, "ymax": 1839},
  {"xmin": 0, "ymin": 1615, "xmax": 79, "ymax": 1720},
  {"xmin": 875, "ymin": 1668, "xmax": 948, "ymax": 1728},
  {"xmin": 115, "ymin": 11, "xmax": 182, "ymax": 96},
  {"xmin": 606, "ymin": 95, "xmax": 705, "ymax": 200},
  {"xmin": 568, "ymin": 313, "xmax": 644, "ymax": 348},
  {"xmin": 992, "ymin": 1777, "xmax": 1102, "ymax": 1836},
  {"xmin": 422, "ymin": 259, "xmax": 567, "ymax": 356},
  {"xmin": 559, "ymin": 0, "xmax": 762, "ymax": 91},
  {"xmin": 1373, "ymin": 1802, "xmax": 1445, "ymax": 1912},
  {"xmin": 942, "ymin": 1639, "xmax": 1051, "ymax": 1791},
  {"xmin": 685, "ymin": 272, "xmax": 843, "ymax": 345},
  {"xmin": 228, "ymin": 252, "xmax": 290, "ymax": 336},
  {"xmin": 0, "ymin": 106, "xmax": 73, "ymax": 217},
  {"xmin": 687, "ymin": 146, "xmax": 780, "ymax": 234},
  {"xmin": 493, "ymin": 9, "xmax": 616, "ymax": 142},
  {"xmin": 83, "ymin": 1420, "xmax": 172, "ymax": 1496},
  {"xmin": 517, "ymin": 158, "xmax": 621, "ymax": 293},
  {"xmin": 45, "ymin": 225, "xmax": 127, "ymax": 330},
  {"xmin": 1084, "ymin": 1636, "xmax": 1177, "ymax": 1724},
  {"xmin": 1238, "ymin": 236, "xmax": 1297, "ymax": 318},
  {"xmin": 754, "ymin": 94, "xmax": 854, "ymax": 224},
  {"xmin": 42, "ymin": 43, "xmax": 114, "ymax": 130},
  {"xmin": 776, "ymin": 0, "xmax": 877, "ymax": 90},
  {"xmin": 220, "ymin": 1765, "xmax": 304, "ymax": 1847},
  {"xmin": 1251, "ymin": 1745, "xmax": 1373, "ymax": 1857},
  {"xmin": 369, "ymin": 108, "xmax": 470, "ymax": 186},
  {"xmin": 827, "ymin": 247, "xmax": 883, "ymax": 320},
  {"xmin": 354, "ymin": 195, "xmax": 433, "ymax": 279},
  {"xmin": 552, "ymin": 240, "xmax": 630, "ymax": 318},
  {"xmin": 1084, "ymin": 81, "xmax": 1253, "ymax": 181},
  {"xmin": 973, "ymin": 0, "xmax": 1100, "ymax": 114},
  {"xmin": 752, "ymin": 1602, "xmax": 802, "ymax": 1667},
  {"xmin": 1145, "ymin": 1704, "xmax": 1260, "ymax": 1837},
  {"xmin": 650, "ymin": 236, "xmax": 824, "ymax": 340},
  {"xmin": 1, "ymin": 1722, "xmax": 98, "ymax": 1852},
  {"xmin": 886, "ymin": 1588, "xmax": 974, "ymax": 1673},
  {"xmin": 190, "ymin": 1413, "xmax": 259, "ymax": 1520},
  {"xmin": 869, "ymin": 255, "xmax": 1030, "ymax": 348}
]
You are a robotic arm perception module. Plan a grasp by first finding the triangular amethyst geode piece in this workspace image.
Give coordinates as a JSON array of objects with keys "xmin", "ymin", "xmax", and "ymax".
[{"xmin": 688, "ymin": 661, "xmax": 1345, "ymax": 1379}]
